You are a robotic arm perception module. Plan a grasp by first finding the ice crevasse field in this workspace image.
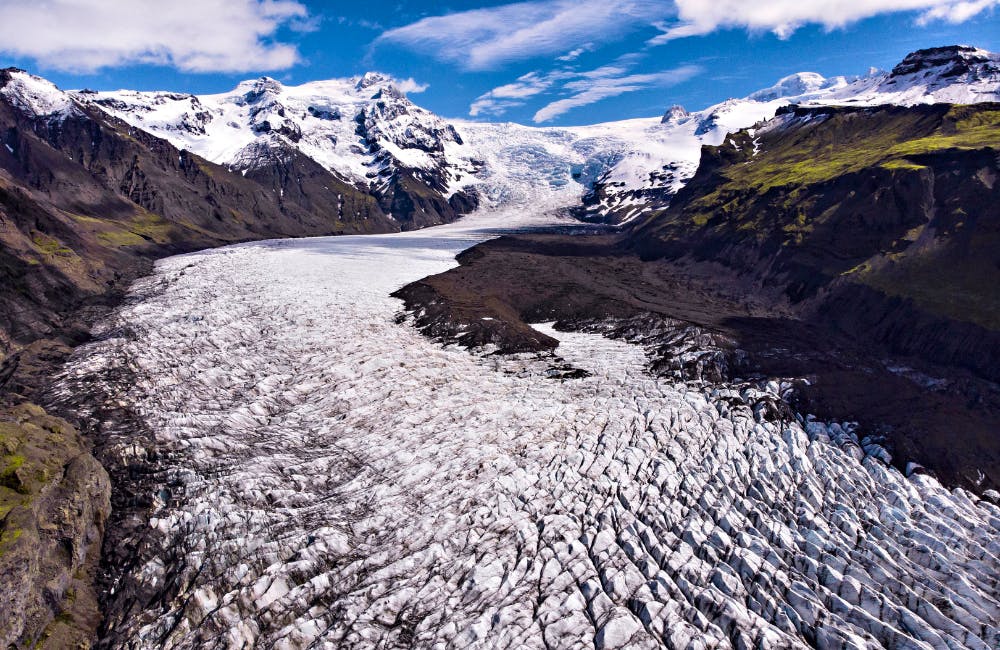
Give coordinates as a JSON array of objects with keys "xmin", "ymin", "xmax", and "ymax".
[{"xmin": 52, "ymin": 192, "xmax": 1000, "ymax": 647}]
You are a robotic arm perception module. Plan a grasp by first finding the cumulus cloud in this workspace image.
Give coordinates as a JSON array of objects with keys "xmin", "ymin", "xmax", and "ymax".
[
  {"xmin": 651, "ymin": 0, "xmax": 1000, "ymax": 42},
  {"xmin": 0, "ymin": 0, "xmax": 310, "ymax": 73},
  {"xmin": 917, "ymin": 0, "xmax": 1000, "ymax": 22},
  {"xmin": 394, "ymin": 78, "xmax": 429, "ymax": 94},
  {"xmin": 532, "ymin": 65, "xmax": 701, "ymax": 122},
  {"xmin": 377, "ymin": 0, "xmax": 670, "ymax": 71}
]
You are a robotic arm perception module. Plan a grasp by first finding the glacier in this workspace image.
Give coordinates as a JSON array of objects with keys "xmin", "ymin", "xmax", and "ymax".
[{"xmin": 53, "ymin": 196, "xmax": 1000, "ymax": 648}]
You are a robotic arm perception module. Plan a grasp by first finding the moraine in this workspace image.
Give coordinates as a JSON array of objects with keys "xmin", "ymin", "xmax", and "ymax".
[{"xmin": 51, "ymin": 200, "xmax": 1000, "ymax": 649}]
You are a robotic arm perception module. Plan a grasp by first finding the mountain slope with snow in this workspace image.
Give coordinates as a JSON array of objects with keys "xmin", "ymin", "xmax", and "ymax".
[
  {"xmin": 76, "ymin": 73, "xmax": 477, "ymax": 229},
  {"xmin": 79, "ymin": 46, "xmax": 1000, "ymax": 226},
  {"xmin": 575, "ymin": 45, "xmax": 1000, "ymax": 221}
]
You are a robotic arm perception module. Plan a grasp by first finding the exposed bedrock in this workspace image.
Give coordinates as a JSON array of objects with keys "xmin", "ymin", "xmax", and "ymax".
[{"xmin": 0, "ymin": 403, "xmax": 111, "ymax": 649}]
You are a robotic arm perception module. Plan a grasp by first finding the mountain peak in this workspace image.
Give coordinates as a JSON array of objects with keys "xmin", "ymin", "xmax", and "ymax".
[
  {"xmin": 0, "ymin": 68, "xmax": 77, "ymax": 119},
  {"xmin": 0, "ymin": 66, "xmax": 27, "ymax": 82},
  {"xmin": 234, "ymin": 76, "xmax": 284, "ymax": 105},
  {"xmin": 749, "ymin": 72, "xmax": 830, "ymax": 102},
  {"xmin": 661, "ymin": 105, "xmax": 689, "ymax": 124},
  {"xmin": 889, "ymin": 45, "xmax": 998, "ymax": 79},
  {"xmin": 356, "ymin": 72, "xmax": 393, "ymax": 91}
]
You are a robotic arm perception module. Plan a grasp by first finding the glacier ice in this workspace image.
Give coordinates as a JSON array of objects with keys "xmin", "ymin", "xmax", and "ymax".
[{"xmin": 53, "ymin": 205, "xmax": 1000, "ymax": 649}]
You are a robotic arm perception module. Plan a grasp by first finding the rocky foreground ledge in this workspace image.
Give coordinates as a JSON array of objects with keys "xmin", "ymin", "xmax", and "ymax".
[{"xmin": 0, "ymin": 403, "xmax": 110, "ymax": 648}]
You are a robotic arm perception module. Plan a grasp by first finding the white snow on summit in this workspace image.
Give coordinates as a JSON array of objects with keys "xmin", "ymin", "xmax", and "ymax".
[
  {"xmin": 826, "ymin": 45, "xmax": 1000, "ymax": 106},
  {"xmin": 748, "ymin": 72, "xmax": 847, "ymax": 102},
  {"xmin": 0, "ymin": 69, "xmax": 79, "ymax": 119},
  {"xmin": 75, "ymin": 73, "xmax": 461, "ymax": 190}
]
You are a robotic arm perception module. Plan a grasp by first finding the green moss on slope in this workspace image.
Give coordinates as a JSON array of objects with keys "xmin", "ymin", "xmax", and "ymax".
[{"xmin": 636, "ymin": 103, "xmax": 1000, "ymax": 331}]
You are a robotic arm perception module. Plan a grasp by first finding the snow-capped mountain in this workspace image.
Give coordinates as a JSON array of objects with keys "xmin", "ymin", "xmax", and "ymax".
[
  {"xmin": 73, "ymin": 72, "xmax": 477, "ymax": 228},
  {"xmin": 73, "ymin": 45, "xmax": 1000, "ymax": 226}
]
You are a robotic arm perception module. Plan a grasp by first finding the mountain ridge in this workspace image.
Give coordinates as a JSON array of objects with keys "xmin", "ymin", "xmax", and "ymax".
[{"xmin": 76, "ymin": 45, "xmax": 1000, "ymax": 225}]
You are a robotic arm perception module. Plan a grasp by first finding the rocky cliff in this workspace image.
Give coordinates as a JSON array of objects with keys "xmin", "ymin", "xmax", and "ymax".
[
  {"xmin": 0, "ymin": 403, "xmax": 110, "ymax": 649},
  {"xmin": 630, "ymin": 103, "xmax": 1000, "ymax": 381}
]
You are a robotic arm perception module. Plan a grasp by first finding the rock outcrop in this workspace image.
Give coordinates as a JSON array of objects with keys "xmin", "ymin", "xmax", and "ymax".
[{"xmin": 0, "ymin": 403, "xmax": 110, "ymax": 649}]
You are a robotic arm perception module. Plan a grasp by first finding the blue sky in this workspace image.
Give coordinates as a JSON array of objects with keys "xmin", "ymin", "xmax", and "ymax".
[{"xmin": 1, "ymin": 1, "xmax": 998, "ymax": 125}]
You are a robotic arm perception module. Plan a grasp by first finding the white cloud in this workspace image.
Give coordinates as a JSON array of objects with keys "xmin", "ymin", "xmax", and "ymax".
[
  {"xmin": 557, "ymin": 45, "xmax": 593, "ymax": 62},
  {"xmin": 651, "ymin": 0, "xmax": 1000, "ymax": 43},
  {"xmin": 379, "ymin": 0, "xmax": 998, "ymax": 69},
  {"xmin": 469, "ymin": 71, "xmax": 565, "ymax": 116},
  {"xmin": 532, "ymin": 65, "xmax": 700, "ymax": 123},
  {"xmin": 394, "ymin": 78, "xmax": 429, "ymax": 94},
  {"xmin": 468, "ymin": 98, "xmax": 526, "ymax": 117},
  {"xmin": 0, "ymin": 0, "xmax": 310, "ymax": 73},
  {"xmin": 470, "ymin": 59, "xmax": 699, "ymax": 121},
  {"xmin": 918, "ymin": 0, "xmax": 1000, "ymax": 22},
  {"xmin": 377, "ymin": 0, "xmax": 671, "ymax": 71}
]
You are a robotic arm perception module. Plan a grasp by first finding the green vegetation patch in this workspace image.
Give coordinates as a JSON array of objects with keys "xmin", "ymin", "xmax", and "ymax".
[
  {"xmin": 720, "ymin": 105, "xmax": 1000, "ymax": 192},
  {"xmin": 78, "ymin": 208, "xmax": 178, "ymax": 248},
  {"xmin": 889, "ymin": 105, "xmax": 1000, "ymax": 157},
  {"xmin": 0, "ymin": 527, "xmax": 23, "ymax": 551},
  {"xmin": 0, "ymin": 406, "xmax": 80, "ymax": 521},
  {"xmin": 0, "ymin": 422, "xmax": 28, "ymax": 499},
  {"xmin": 30, "ymin": 232, "xmax": 74, "ymax": 256},
  {"xmin": 850, "ymin": 240, "xmax": 1000, "ymax": 330},
  {"xmin": 879, "ymin": 160, "xmax": 928, "ymax": 171},
  {"xmin": 96, "ymin": 229, "xmax": 148, "ymax": 247}
]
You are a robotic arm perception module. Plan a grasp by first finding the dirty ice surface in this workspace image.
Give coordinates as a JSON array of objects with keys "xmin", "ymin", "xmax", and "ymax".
[{"xmin": 56, "ymin": 206, "xmax": 1000, "ymax": 649}]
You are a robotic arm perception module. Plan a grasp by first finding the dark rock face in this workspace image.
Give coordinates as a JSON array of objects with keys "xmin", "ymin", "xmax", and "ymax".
[
  {"xmin": 576, "ymin": 160, "xmax": 686, "ymax": 224},
  {"xmin": 354, "ymin": 93, "xmax": 476, "ymax": 229},
  {"xmin": 0, "ymin": 403, "xmax": 111, "ymax": 650},
  {"xmin": 661, "ymin": 104, "xmax": 688, "ymax": 124},
  {"xmin": 889, "ymin": 45, "xmax": 998, "ymax": 78},
  {"xmin": 376, "ymin": 169, "xmax": 476, "ymax": 230},
  {"xmin": 631, "ymin": 103, "xmax": 1000, "ymax": 383}
]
